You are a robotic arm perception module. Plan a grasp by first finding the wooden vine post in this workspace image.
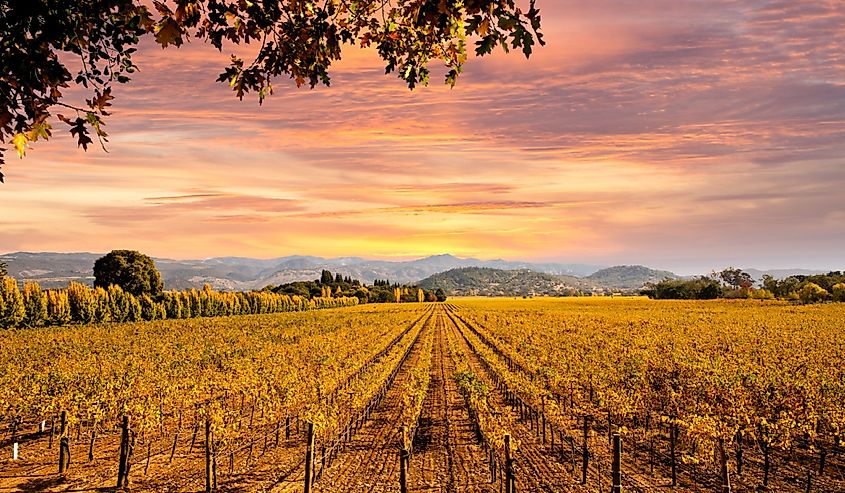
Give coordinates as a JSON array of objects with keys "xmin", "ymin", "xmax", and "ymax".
[
  {"xmin": 117, "ymin": 415, "xmax": 131, "ymax": 489},
  {"xmin": 88, "ymin": 421, "xmax": 97, "ymax": 462},
  {"xmin": 819, "ymin": 446, "xmax": 827, "ymax": 475},
  {"xmin": 670, "ymin": 421, "xmax": 678, "ymax": 487},
  {"xmin": 10, "ymin": 417, "xmax": 19, "ymax": 461},
  {"xmin": 304, "ymin": 422, "xmax": 315, "ymax": 493},
  {"xmin": 169, "ymin": 428, "xmax": 179, "ymax": 463},
  {"xmin": 399, "ymin": 425, "xmax": 409, "ymax": 493},
  {"xmin": 504, "ymin": 434, "xmax": 515, "ymax": 493},
  {"xmin": 399, "ymin": 448, "xmax": 409, "ymax": 493},
  {"xmin": 205, "ymin": 416, "xmax": 213, "ymax": 493},
  {"xmin": 611, "ymin": 432, "xmax": 622, "ymax": 493},
  {"xmin": 718, "ymin": 438, "xmax": 731, "ymax": 493},
  {"xmin": 58, "ymin": 410, "xmax": 70, "ymax": 474},
  {"xmin": 541, "ymin": 396, "xmax": 547, "ymax": 445},
  {"xmin": 582, "ymin": 416, "xmax": 590, "ymax": 485}
]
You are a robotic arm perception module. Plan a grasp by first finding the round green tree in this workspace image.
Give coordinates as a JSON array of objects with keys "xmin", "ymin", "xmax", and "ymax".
[{"xmin": 94, "ymin": 250, "xmax": 163, "ymax": 297}]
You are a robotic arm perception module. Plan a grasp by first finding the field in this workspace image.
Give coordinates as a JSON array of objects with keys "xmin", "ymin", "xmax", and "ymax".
[{"xmin": 1, "ymin": 298, "xmax": 844, "ymax": 492}]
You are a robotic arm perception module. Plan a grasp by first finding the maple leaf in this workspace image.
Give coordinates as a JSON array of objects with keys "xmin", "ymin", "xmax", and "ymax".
[
  {"xmin": 12, "ymin": 133, "xmax": 28, "ymax": 158},
  {"xmin": 27, "ymin": 120, "xmax": 52, "ymax": 142},
  {"xmin": 91, "ymin": 88, "xmax": 115, "ymax": 114},
  {"xmin": 63, "ymin": 117, "xmax": 93, "ymax": 150},
  {"xmin": 155, "ymin": 17, "xmax": 184, "ymax": 48},
  {"xmin": 153, "ymin": 1, "xmax": 173, "ymax": 16},
  {"xmin": 478, "ymin": 18, "xmax": 490, "ymax": 37}
]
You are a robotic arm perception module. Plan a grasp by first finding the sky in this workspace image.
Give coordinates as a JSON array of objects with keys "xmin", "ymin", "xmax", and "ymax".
[{"xmin": 3, "ymin": 0, "xmax": 844, "ymax": 275}]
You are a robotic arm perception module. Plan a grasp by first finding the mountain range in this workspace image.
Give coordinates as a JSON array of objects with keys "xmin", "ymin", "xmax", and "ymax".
[
  {"xmin": 0, "ymin": 251, "xmax": 828, "ymax": 293},
  {"xmin": 0, "ymin": 252, "xmax": 604, "ymax": 290}
]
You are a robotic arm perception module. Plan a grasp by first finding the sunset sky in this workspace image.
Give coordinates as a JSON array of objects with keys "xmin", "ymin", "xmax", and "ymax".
[{"xmin": 3, "ymin": 0, "xmax": 844, "ymax": 274}]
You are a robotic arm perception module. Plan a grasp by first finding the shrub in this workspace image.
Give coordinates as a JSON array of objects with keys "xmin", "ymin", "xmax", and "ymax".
[
  {"xmin": 798, "ymin": 283, "xmax": 829, "ymax": 304},
  {"xmin": 750, "ymin": 288, "xmax": 775, "ymax": 300},
  {"xmin": 831, "ymin": 283, "xmax": 845, "ymax": 302}
]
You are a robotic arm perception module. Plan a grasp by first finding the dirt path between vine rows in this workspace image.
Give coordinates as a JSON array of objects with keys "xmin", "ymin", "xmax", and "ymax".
[
  {"xmin": 284, "ymin": 307, "xmax": 433, "ymax": 493},
  {"xmin": 0, "ymin": 310, "xmax": 431, "ymax": 493},
  {"xmin": 406, "ymin": 311, "xmax": 496, "ymax": 493}
]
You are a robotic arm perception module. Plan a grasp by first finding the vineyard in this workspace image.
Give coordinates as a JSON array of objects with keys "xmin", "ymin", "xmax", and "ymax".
[{"xmin": 1, "ymin": 298, "xmax": 844, "ymax": 492}]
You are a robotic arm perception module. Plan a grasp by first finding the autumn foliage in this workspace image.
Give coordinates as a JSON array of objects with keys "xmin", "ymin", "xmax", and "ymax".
[{"xmin": 0, "ymin": 277, "xmax": 357, "ymax": 329}]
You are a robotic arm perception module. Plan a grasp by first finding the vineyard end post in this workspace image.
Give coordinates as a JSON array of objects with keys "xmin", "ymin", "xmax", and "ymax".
[
  {"xmin": 58, "ymin": 410, "xmax": 69, "ymax": 474},
  {"xmin": 505, "ymin": 434, "xmax": 514, "ymax": 493},
  {"xmin": 304, "ymin": 422, "xmax": 315, "ymax": 493},
  {"xmin": 399, "ymin": 446, "xmax": 409, "ymax": 493},
  {"xmin": 205, "ymin": 416, "xmax": 213, "ymax": 493},
  {"xmin": 117, "ymin": 415, "xmax": 130, "ymax": 489},
  {"xmin": 582, "ymin": 416, "xmax": 590, "ymax": 485},
  {"xmin": 670, "ymin": 422, "xmax": 678, "ymax": 487},
  {"xmin": 718, "ymin": 438, "xmax": 731, "ymax": 493},
  {"xmin": 612, "ymin": 432, "xmax": 622, "ymax": 493}
]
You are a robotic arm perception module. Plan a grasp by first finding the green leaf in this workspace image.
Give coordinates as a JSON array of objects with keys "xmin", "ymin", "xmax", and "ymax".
[{"xmin": 476, "ymin": 35, "xmax": 497, "ymax": 56}]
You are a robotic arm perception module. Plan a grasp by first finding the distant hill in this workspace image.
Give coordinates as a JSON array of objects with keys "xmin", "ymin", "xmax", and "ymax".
[
  {"xmin": 586, "ymin": 265, "xmax": 678, "ymax": 290},
  {"xmin": 0, "ymin": 252, "xmax": 604, "ymax": 290},
  {"xmin": 0, "ymin": 252, "xmax": 101, "ymax": 288},
  {"xmin": 417, "ymin": 267, "xmax": 595, "ymax": 297}
]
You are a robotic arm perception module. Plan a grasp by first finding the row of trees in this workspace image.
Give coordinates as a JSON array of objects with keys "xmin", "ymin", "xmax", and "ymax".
[
  {"xmin": 643, "ymin": 268, "xmax": 845, "ymax": 303},
  {"xmin": 273, "ymin": 269, "xmax": 446, "ymax": 304},
  {"xmin": 0, "ymin": 279, "xmax": 358, "ymax": 329},
  {"xmin": 1, "ymin": 252, "xmax": 447, "ymax": 328}
]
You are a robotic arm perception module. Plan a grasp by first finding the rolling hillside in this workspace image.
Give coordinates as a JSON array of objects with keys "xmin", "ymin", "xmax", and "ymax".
[
  {"xmin": 586, "ymin": 265, "xmax": 678, "ymax": 290},
  {"xmin": 417, "ymin": 267, "xmax": 595, "ymax": 296}
]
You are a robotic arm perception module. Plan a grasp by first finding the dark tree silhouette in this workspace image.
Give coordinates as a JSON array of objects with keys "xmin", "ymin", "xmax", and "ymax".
[{"xmin": 0, "ymin": 1, "xmax": 543, "ymax": 181}]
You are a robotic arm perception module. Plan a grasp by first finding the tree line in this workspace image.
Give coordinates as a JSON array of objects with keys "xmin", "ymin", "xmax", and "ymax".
[
  {"xmin": 643, "ymin": 267, "xmax": 845, "ymax": 304},
  {"xmin": 271, "ymin": 269, "xmax": 447, "ymax": 304},
  {"xmin": 0, "ymin": 279, "xmax": 358, "ymax": 329},
  {"xmin": 0, "ymin": 251, "xmax": 446, "ymax": 329}
]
